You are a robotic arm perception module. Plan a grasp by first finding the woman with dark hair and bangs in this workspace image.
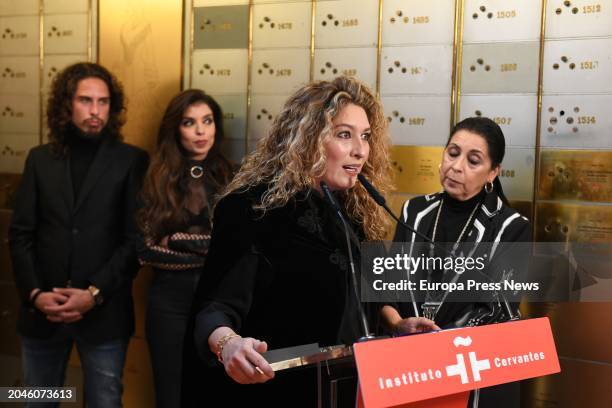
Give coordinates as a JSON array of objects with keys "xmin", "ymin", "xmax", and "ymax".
[{"xmin": 136, "ymin": 89, "xmax": 233, "ymax": 408}]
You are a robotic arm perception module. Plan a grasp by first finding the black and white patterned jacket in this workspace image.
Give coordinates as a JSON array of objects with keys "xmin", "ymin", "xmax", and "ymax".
[{"xmin": 392, "ymin": 190, "xmax": 531, "ymax": 328}]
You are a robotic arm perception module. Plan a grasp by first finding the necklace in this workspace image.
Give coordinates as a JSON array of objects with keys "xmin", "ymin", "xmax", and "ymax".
[
  {"xmin": 421, "ymin": 197, "xmax": 481, "ymax": 321},
  {"xmin": 430, "ymin": 199, "xmax": 480, "ymax": 255},
  {"xmin": 190, "ymin": 165, "xmax": 204, "ymax": 179}
]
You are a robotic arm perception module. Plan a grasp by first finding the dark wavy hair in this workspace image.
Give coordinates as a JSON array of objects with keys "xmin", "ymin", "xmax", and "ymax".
[
  {"xmin": 47, "ymin": 62, "xmax": 125, "ymax": 157},
  {"xmin": 137, "ymin": 89, "xmax": 234, "ymax": 241},
  {"xmin": 448, "ymin": 117, "xmax": 509, "ymax": 204}
]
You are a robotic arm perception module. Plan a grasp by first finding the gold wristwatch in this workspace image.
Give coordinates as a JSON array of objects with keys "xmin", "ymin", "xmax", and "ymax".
[{"xmin": 87, "ymin": 285, "xmax": 104, "ymax": 306}]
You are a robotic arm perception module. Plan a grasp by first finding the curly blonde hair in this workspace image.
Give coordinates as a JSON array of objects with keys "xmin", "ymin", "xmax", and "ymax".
[{"xmin": 223, "ymin": 76, "xmax": 393, "ymax": 240}]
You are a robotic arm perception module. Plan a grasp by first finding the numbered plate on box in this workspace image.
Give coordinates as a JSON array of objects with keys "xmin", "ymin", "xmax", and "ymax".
[
  {"xmin": 541, "ymin": 95, "xmax": 612, "ymax": 148},
  {"xmin": 315, "ymin": 0, "xmax": 378, "ymax": 48},
  {"xmin": 390, "ymin": 145, "xmax": 444, "ymax": 195},
  {"xmin": 211, "ymin": 93, "xmax": 247, "ymax": 141},
  {"xmin": 0, "ymin": 56, "xmax": 39, "ymax": 95},
  {"xmin": 0, "ymin": 16, "xmax": 39, "ymax": 56},
  {"xmin": 380, "ymin": 44, "xmax": 453, "ymax": 95},
  {"xmin": 43, "ymin": 0, "xmax": 89, "ymax": 14},
  {"xmin": 195, "ymin": 0, "xmax": 249, "ymax": 6},
  {"xmin": 43, "ymin": 54, "xmax": 88, "ymax": 93},
  {"xmin": 191, "ymin": 49, "xmax": 248, "ymax": 94},
  {"xmin": 0, "ymin": 133, "xmax": 38, "ymax": 173},
  {"xmin": 538, "ymin": 150, "xmax": 612, "ymax": 202},
  {"xmin": 252, "ymin": 2, "xmax": 311, "ymax": 49},
  {"xmin": 461, "ymin": 42, "xmax": 539, "ymax": 93},
  {"xmin": 382, "ymin": 0, "xmax": 455, "ymax": 46},
  {"xmin": 0, "ymin": 94, "xmax": 40, "ymax": 134},
  {"xmin": 247, "ymin": 94, "xmax": 287, "ymax": 142},
  {"xmin": 546, "ymin": 0, "xmax": 612, "ymax": 39},
  {"xmin": 0, "ymin": 0, "xmax": 38, "ymax": 16},
  {"xmin": 43, "ymin": 14, "xmax": 88, "ymax": 55},
  {"xmin": 193, "ymin": 5, "xmax": 249, "ymax": 49},
  {"xmin": 251, "ymin": 48, "xmax": 310, "ymax": 94},
  {"xmin": 313, "ymin": 47, "xmax": 377, "ymax": 90},
  {"xmin": 536, "ymin": 202, "xmax": 612, "ymax": 242},
  {"xmin": 499, "ymin": 147, "xmax": 535, "ymax": 202},
  {"xmin": 252, "ymin": 0, "xmax": 308, "ymax": 4},
  {"xmin": 382, "ymin": 95, "xmax": 451, "ymax": 146},
  {"xmin": 543, "ymin": 38, "xmax": 612, "ymax": 94},
  {"xmin": 463, "ymin": 0, "xmax": 542, "ymax": 42},
  {"xmin": 459, "ymin": 94, "xmax": 537, "ymax": 147}
]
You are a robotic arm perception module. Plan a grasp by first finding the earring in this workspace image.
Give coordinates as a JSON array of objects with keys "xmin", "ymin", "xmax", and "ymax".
[{"xmin": 485, "ymin": 180, "xmax": 494, "ymax": 193}]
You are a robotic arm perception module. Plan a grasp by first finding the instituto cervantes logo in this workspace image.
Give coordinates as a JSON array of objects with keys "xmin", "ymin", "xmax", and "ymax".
[
  {"xmin": 358, "ymin": 319, "xmax": 559, "ymax": 407},
  {"xmin": 378, "ymin": 334, "xmax": 548, "ymax": 390},
  {"xmin": 446, "ymin": 336, "xmax": 490, "ymax": 384}
]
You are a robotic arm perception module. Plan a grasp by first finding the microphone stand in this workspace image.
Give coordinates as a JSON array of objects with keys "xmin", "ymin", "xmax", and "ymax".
[{"xmin": 320, "ymin": 181, "xmax": 376, "ymax": 342}]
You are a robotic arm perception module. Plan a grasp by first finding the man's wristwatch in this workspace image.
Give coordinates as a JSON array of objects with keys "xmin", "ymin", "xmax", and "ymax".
[{"xmin": 87, "ymin": 285, "xmax": 104, "ymax": 306}]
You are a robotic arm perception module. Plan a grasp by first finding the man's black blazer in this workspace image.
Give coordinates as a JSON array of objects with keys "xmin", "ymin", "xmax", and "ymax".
[{"xmin": 9, "ymin": 137, "xmax": 148, "ymax": 343}]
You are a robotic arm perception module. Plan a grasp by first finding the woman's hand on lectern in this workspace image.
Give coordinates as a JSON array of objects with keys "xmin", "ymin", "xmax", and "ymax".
[
  {"xmin": 393, "ymin": 317, "xmax": 440, "ymax": 335},
  {"xmin": 210, "ymin": 327, "xmax": 275, "ymax": 384}
]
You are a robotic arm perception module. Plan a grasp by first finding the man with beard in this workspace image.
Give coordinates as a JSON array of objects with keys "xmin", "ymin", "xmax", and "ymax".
[{"xmin": 9, "ymin": 62, "xmax": 148, "ymax": 407}]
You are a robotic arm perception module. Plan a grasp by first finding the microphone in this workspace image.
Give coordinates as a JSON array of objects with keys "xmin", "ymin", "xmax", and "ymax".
[
  {"xmin": 356, "ymin": 172, "xmax": 386, "ymax": 207},
  {"xmin": 320, "ymin": 180, "xmax": 342, "ymax": 213},
  {"xmin": 357, "ymin": 174, "xmax": 518, "ymax": 322},
  {"xmin": 358, "ymin": 173, "xmax": 437, "ymax": 245},
  {"xmin": 319, "ymin": 181, "xmax": 375, "ymax": 341}
]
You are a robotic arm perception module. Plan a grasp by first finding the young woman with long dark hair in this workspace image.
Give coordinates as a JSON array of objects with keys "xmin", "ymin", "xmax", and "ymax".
[{"xmin": 137, "ymin": 89, "xmax": 233, "ymax": 408}]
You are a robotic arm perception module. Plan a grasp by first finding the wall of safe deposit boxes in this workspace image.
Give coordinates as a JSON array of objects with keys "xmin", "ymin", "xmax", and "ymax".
[
  {"xmin": 184, "ymin": 0, "xmax": 612, "ymax": 243},
  {"xmin": 1, "ymin": 1, "xmax": 612, "ymax": 405},
  {"xmin": 0, "ymin": 0, "xmax": 97, "ymax": 174},
  {"xmin": 1, "ymin": 0, "xmax": 611, "ymax": 238}
]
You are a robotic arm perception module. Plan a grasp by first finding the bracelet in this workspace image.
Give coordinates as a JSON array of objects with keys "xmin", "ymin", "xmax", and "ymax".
[
  {"xmin": 30, "ymin": 290, "xmax": 43, "ymax": 307},
  {"xmin": 216, "ymin": 333, "xmax": 241, "ymax": 363}
]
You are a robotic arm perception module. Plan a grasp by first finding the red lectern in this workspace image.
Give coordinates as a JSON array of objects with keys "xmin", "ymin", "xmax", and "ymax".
[{"xmin": 353, "ymin": 318, "xmax": 560, "ymax": 408}]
